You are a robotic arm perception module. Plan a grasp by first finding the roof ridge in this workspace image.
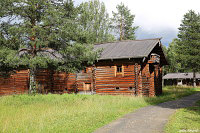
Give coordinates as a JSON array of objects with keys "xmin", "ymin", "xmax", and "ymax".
[
  {"xmin": 94, "ymin": 38, "xmax": 162, "ymax": 45},
  {"xmin": 130, "ymin": 38, "xmax": 162, "ymax": 41}
]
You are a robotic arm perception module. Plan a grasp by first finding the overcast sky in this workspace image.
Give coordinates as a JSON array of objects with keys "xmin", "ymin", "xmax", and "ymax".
[{"xmin": 75, "ymin": 0, "xmax": 200, "ymax": 46}]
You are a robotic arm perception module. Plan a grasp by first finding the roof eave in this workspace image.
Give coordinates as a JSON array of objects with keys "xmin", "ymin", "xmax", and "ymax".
[{"xmin": 96, "ymin": 56, "xmax": 145, "ymax": 61}]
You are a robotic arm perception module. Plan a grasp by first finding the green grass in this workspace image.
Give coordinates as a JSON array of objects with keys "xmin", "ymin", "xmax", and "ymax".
[
  {"xmin": 0, "ymin": 86, "xmax": 199, "ymax": 133},
  {"xmin": 165, "ymin": 100, "xmax": 200, "ymax": 133}
]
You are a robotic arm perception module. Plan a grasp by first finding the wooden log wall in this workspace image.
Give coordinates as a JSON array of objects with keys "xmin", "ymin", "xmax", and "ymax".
[
  {"xmin": 0, "ymin": 70, "xmax": 29, "ymax": 96},
  {"xmin": 35, "ymin": 70, "xmax": 76, "ymax": 93},
  {"xmin": 0, "ymin": 60, "xmax": 163, "ymax": 96},
  {"xmin": 66, "ymin": 73, "xmax": 77, "ymax": 93},
  {"xmin": 88, "ymin": 59, "xmax": 163, "ymax": 96},
  {"xmin": 154, "ymin": 66, "xmax": 162, "ymax": 95},
  {"xmin": 135, "ymin": 63, "xmax": 142, "ymax": 95},
  {"xmin": 141, "ymin": 63, "xmax": 150, "ymax": 96},
  {"xmin": 94, "ymin": 61, "xmax": 136, "ymax": 95},
  {"xmin": 76, "ymin": 67, "xmax": 92, "ymax": 92},
  {"xmin": 155, "ymin": 65, "xmax": 160, "ymax": 95},
  {"xmin": 149, "ymin": 64, "xmax": 156, "ymax": 96},
  {"xmin": 148, "ymin": 64, "xmax": 163, "ymax": 97}
]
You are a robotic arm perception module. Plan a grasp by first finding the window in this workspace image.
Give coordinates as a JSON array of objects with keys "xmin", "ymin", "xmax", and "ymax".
[
  {"xmin": 115, "ymin": 87, "xmax": 120, "ymax": 90},
  {"xmin": 115, "ymin": 65, "xmax": 124, "ymax": 77},
  {"xmin": 117, "ymin": 65, "xmax": 122, "ymax": 73},
  {"xmin": 129, "ymin": 87, "xmax": 133, "ymax": 90}
]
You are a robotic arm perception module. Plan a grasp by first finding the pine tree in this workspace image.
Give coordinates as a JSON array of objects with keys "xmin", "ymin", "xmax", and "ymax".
[
  {"xmin": 0, "ymin": 0, "xmax": 98, "ymax": 93},
  {"xmin": 112, "ymin": 2, "xmax": 138, "ymax": 41},
  {"xmin": 177, "ymin": 10, "xmax": 200, "ymax": 87}
]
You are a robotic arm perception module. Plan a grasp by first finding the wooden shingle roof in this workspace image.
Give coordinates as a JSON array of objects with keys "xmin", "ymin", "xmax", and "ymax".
[
  {"xmin": 94, "ymin": 38, "xmax": 162, "ymax": 60},
  {"xmin": 19, "ymin": 48, "xmax": 63, "ymax": 60}
]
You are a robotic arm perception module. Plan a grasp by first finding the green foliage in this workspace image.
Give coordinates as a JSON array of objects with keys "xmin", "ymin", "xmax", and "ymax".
[
  {"xmin": 0, "ymin": 86, "xmax": 199, "ymax": 132},
  {"xmin": 112, "ymin": 2, "xmax": 138, "ymax": 40},
  {"xmin": 0, "ymin": 22, "xmax": 22, "ymax": 50},
  {"xmin": 0, "ymin": 0, "xmax": 98, "ymax": 73},
  {"xmin": 176, "ymin": 10, "xmax": 200, "ymax": 72},
  {"xmin": 163, "ymin": 39, "xmax": 182, "ymax": 74},
  {"xmin": 165, "ymin": 100, "xmax": 200, "ymax": 133},
  {"xmin": 78, "ymin": 0, "xmax": 115, "ymax": 43},
  {"xmin": 0, "ymin": 0, "xmax": 101, "ymax": 92},
  {"xmin": 0, "ymin": 47, "xmax": 20, "ymax": 72}
]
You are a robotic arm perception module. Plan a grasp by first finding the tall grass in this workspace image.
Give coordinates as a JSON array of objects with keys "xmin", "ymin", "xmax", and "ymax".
[{"xmin": 0, "ymin": 86, "xmax": 199, "ymax": 133}]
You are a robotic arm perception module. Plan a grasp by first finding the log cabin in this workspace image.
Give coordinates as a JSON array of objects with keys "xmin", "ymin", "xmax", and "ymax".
[
  {"xmin": 0, "ymin": 38, "xmax": 167, "ymax": 96},
  {"xmin": 76, "ymin": 38, "xmax": 168, "ymax": 96}
]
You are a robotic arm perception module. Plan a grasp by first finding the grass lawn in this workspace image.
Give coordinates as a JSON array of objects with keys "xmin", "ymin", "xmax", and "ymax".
[
  {"xmin": 0, "ymin": 86, "xmax": 199, "ymax": 133},
  {"xmin": 165, "ymin": 100, "xmax": 200, "ymax": 133}
]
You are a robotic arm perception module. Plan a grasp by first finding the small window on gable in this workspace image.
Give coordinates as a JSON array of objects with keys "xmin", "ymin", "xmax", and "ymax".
[
  {"xmin": 115, "ymin": 87, "xmax": 120, "ymax": 90},
  {"xmin": 117, "ymin": 65, "xmax": 122, "ymax": 73}
]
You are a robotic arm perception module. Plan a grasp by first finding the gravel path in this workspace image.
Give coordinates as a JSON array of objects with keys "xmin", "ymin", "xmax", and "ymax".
[{"xmin": 94, "ymin": 92, "xmax": 200, "ymax": 133}]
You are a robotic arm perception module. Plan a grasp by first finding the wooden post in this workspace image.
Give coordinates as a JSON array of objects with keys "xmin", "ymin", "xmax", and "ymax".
[
  {"xmin": 49, "ymin": 70, "xmax": 54, "ymax": 93},
  {"xmin": 122, "ymin": 65, "xmax": 124, "ymax": 77},
  {"xmin": 149, "ymin": 65, "xmax": 155, "ymax": 97},
  {"xmin": 134, "ymin": 63, "xmax": 138, "ymax": 96},
  {"xmin": 92, "ymin": 65, "xmax": 96, "ymax": 94}
]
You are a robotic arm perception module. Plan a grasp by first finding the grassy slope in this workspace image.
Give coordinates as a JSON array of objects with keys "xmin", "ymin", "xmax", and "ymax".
[
  {"xmin": 0, "ymin": 86, "xmax": 199, "ymax": 133},
  {"xmin": 165, "ymin": 100, "xmax": 200, "ymax": 133}
]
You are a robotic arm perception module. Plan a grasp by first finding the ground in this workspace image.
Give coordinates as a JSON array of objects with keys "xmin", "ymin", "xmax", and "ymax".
[
  {"xmin": 94, "ymin": 92, "xmax": 200, "ymax": 133},
  {"xmin": 165, "ymin": 100, "xmax": 200, "ymax": 133},
  {"xmin": 0, "ymin": 86, "xmax": 199, "ymax": 133}
]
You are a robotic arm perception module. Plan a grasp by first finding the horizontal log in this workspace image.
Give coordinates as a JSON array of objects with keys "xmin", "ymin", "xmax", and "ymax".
[
  {"xmin": 96, "ymin": 88, "xmax": 132, "ymax": 91},
  {"xmin": 96, "ymin": 78, "xmax": 135, "ymax": 81},
  {"xmin": 96, "ymin": 91, "xmax": 133, "ymax": 94}
]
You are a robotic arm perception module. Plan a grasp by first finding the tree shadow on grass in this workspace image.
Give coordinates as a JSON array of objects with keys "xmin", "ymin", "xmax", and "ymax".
[
  {"xmin": 156, "ymin": 92, "xmax": 200, "ymax": 109},
  {"xmin": 144, "ymin": 86, "xmax": 200, "ymax": 110}
]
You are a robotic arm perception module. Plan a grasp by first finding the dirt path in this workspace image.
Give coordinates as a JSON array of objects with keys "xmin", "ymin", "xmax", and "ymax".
[{"xmin": 94, "ymin": 92, "xmax": 200, "ymax": 133}]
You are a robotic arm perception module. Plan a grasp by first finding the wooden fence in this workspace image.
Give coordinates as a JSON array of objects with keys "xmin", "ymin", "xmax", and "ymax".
[
  {"xmin": 0, "ymin": 70, "xmax": 77, "ymax": 96},
  {"xmin": 0, "ymin": 70, "xmax": 29, "ymax": 95}
]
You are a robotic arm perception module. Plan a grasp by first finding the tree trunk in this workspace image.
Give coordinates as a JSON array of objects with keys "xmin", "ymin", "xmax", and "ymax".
[
  {"xmin": 120, "ymin": 16, "xmax": 123, "ymax": 41},
  {"xmin": 193, "ymin": 71, "xmax": 196, "ymax": 87},
  {"xmin": 29, "ymin": 69, "xmax": 37, "ymax": 94}
]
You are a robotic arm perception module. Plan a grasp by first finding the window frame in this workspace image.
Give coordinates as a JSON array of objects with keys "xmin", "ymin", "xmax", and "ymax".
[
  {"xmin": 115, "ymin": 65, "xmax": 124, "ymax": 77},
  {"xmin": 117, "ymin": 65, "xmax": 122, "ymax": 73}
]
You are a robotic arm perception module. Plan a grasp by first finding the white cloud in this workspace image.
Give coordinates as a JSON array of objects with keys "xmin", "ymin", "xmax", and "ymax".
[
  {"xmin": 101, "ymin": 0, "xmax": 200, "ymax": 30},
  {"xmin": 75, "ymin": 0, "xmax": 200, "ymax": 45}
]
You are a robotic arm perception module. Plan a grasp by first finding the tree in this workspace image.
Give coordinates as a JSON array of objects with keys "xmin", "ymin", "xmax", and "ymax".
[
  {"xmin": 78, "ymin": 0, "xmax": 115, "ymax": 43},
  {"xmin": 176, "ymin": 10, "xmax": 200, "ymax": 87},
  {"xmin": 163, "ymin": 39, "xmax": 182, "ymax": 74},
  {"xmin": 112, "ymin": 2, "xmax": 138, "ymax": 41},
  {"xmin": 0, "ymin": 0, "xmax": 98, "ymax": 93}
]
